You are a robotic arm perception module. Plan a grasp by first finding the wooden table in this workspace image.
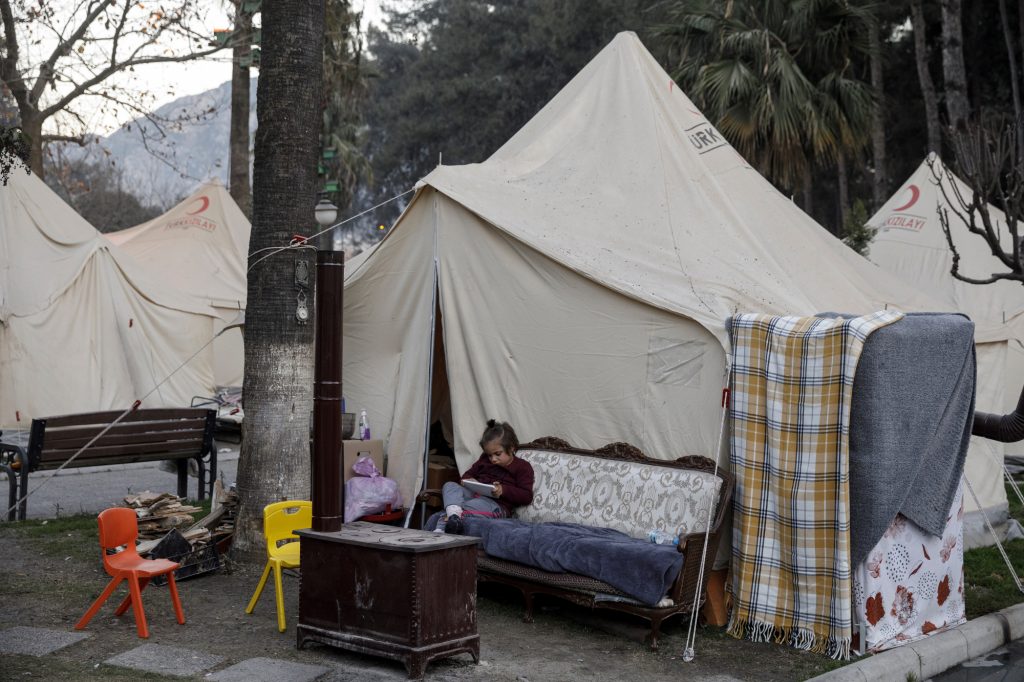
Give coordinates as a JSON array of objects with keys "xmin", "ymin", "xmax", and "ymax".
[{"xmin": 296, "ymin": 522, "xmax": 480, "ymax": 678}]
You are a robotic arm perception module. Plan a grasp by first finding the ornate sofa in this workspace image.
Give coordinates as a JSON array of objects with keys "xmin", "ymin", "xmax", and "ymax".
[{"xmin": 471, "ymin": 438, "xmax": 733, "ymax": 649}]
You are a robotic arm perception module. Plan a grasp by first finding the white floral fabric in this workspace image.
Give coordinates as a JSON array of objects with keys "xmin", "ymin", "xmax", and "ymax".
[
  {"xmin": 852, "ymin": 480, "xmax": 965, "ymax": 653},
  {"xmin": 514, "ymin": 449, "xmax": 722, "ymax": 540}
]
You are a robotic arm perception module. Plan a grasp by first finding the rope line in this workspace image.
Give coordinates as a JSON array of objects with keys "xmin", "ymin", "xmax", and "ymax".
[
  {"xmin": 3, "ymin": 326, "xmax": 228, "ymax": 520},
  {"xmin": 1004, "ymin": 462, "xmax": 1024, "ymax": 509},
  {"xmin": 247, "ymin": 188, "xmax": 415, "ymax": 273},
  {"xmin": 4, "ymin": 187, "xmax": 415, "ymax": 521},
  {"xmin": 963, "ymin": 472, "xmax": 1024, "ymax": 593},
  {"xmin": 682, "ymin": 358, "xmax": 731, "ymax": 663}
]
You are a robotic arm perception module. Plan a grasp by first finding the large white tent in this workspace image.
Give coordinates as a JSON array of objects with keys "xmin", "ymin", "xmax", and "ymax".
[
  {"xmin": 106, "ymin": 180, "xmax": 250, "ymax": 388},
  {"xmin": 340, "ymin": 32, "xmax": 1006, "ymax": 542},
  {"xmin": 868, "ymin": 157, "xmax": 1024, "ymax": 499},
  {"xmin": 0, "ymin": 170, "xmax": 217, "ymax": 428}
]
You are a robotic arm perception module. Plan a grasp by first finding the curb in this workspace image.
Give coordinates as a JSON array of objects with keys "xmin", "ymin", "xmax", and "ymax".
[{"xmin": 808, "ymin": 603, "xmax": 1024, "ymax": 681}]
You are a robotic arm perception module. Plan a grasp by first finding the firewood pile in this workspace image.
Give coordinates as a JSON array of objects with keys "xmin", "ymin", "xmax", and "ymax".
[
  {"xmin": 124, "ymin": 491, "xmax": 203, "ymax": 541},
  {"xmin": 125, "ymin": 481, "xmax": 239, "ymax": 555}
]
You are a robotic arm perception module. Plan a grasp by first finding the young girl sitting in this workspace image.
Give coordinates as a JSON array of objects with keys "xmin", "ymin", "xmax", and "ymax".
[{"xmin": 436, "ymin": 419, "xmax": 534, "ymax": 535}]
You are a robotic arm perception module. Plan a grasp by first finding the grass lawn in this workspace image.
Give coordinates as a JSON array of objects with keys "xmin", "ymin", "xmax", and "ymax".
[
  {"xmin": 963, "ymin": 479, "xmax": 1024, "ymax": 619},
  {"xmin": 8, "ymin": 490, "xmax": 1024, "ymax": 622}
]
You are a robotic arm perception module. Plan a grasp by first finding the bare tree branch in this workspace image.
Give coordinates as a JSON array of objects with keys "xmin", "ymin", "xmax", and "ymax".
[
  {"xmin": 1, "ymin": 0, "xmax": 227, "ymax": 176},
  {"xmin": 40, "ymin": 133, "xmax": 90, "ymax": 145},
  {"xmin": 936, "ymin": 115, "xmax": 1024, "ymax": 286}
]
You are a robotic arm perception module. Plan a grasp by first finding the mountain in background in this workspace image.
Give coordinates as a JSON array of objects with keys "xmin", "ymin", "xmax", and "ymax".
[{"xmin": 67, "ymin": 80, "xmax": 256, "ymax": 210}]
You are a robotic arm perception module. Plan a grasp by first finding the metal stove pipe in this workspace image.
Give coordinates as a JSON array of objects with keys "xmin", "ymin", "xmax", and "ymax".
[{"xmin": 311, "ymin": 249, "xmax": 344, "ymax": 532}]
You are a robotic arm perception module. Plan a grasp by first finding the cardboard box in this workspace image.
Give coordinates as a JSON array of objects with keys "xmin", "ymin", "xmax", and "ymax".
[
  {"xmin": 427, "ymin": 461, "xmax": 460, "ymax": 490},
  {"xmin": 343, "ymin": 439, "xmax": 385, "ymax": 482}
]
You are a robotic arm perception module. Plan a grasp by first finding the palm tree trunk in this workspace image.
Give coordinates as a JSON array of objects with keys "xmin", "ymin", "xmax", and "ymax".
[
  {"xmin": 802, "ymin": 171, "xmax": 814, "ymax": 219},
  {"xmin": 837, "ymin": 152, "xmax": 849, "ymax": 235},
  {"xmin": 911, "ymin": 0, "xmax": 942, "ymax": 155},
  {"xmin": 229, "ymin": 4, "xmax": 253, "ymax": 218},
  {"xmin": 941, "ymin": 0, "xmax": 970, "ymax": 129},
  {"xmin": 869, "ymin": 19, "xmax": 887, "ymax": 209},
  {"xmin": 232, "ymin": 0, "xmax": 325, "ymax": 565},
  {"xmin": 1020, "ymin": 0, "xmax": 1024, "ymax": 87},
  {"xmin": 999, "ymin": 0, "xmax": 1024, "ymax": 159}
]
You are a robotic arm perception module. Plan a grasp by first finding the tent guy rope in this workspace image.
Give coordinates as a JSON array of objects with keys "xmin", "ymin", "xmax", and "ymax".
[
  {"xmin": 3, "ymin": 189, "xmax": 414, "ymax": 521},
  {"xmin": 246, "ymin": 188, "xmax": 415, "ymax": 273},
  {"xmin": 682, "ymin": 359, "xmax": 731, "ymax": 663},
  {"xmin": 963, "ymin": 473, "xmax": 1024, "ymax": 593},
  {"xmin": 2, "ymin": 322, "xmax": 229, "ymax": 520}
]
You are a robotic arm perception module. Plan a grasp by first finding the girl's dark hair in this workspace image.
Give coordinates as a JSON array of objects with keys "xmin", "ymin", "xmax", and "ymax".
[{"xmin": 479, "ymin": 419, "xmax": 519, "ymax": 454}]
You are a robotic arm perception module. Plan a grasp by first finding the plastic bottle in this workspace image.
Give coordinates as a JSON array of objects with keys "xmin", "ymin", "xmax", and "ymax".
[
  {"xmin": 359, "ymin": 409, "xmax": 371, "ymax": 440},
  {"xmin": 647, "ymin": 529, "xmax": 678, "ymax": 546}
]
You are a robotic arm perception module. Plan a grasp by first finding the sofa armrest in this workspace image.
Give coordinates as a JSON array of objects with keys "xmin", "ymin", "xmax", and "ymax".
[
  {"xmin": 417, "ymin": 488, "xmax": 443, "ymax": 505},
  {"xmin": 666, "ymin": 470, "xmax": 734, "ymax": 607}
]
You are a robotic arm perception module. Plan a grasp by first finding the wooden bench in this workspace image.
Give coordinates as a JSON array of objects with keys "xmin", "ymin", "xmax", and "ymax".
[{"xmin": 1, "ymin": 408, "xmax": 218, "ymax": 521}]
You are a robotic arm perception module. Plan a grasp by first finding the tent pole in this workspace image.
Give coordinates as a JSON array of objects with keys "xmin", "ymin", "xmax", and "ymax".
[{"xmin": 408, "ymin": 200, "xmax": 442, "ymax": 530}]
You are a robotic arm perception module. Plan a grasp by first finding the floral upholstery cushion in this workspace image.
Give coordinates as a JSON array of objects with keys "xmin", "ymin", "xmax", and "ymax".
[{"xmin": 515, "ymin": 449, "xmax": 722, "ymax": 540}]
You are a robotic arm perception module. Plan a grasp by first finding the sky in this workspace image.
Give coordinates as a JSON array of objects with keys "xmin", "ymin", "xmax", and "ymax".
[{"xmin": 93, "ymin": 1, "xmax": 385, "ymax": 134}]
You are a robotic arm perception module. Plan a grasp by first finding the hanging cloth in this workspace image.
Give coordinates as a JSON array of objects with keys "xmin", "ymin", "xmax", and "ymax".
[{"xmin": 726, "ymin": 310, "xmax": 904, "ymax": 660}]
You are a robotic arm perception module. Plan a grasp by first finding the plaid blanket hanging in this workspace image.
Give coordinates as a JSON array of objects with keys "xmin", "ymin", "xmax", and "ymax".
[{"xmin": 726, "ymin": 311, "xmax": 904, "ymax": 660}]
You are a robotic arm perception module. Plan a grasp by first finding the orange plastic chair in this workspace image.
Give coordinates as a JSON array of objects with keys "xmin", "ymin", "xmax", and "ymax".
[
  {"xmin": 245, "ymin": 500, "xmax": 311, "ymax": 632},
  {"xmin": 75, "ymin": 507, "xmax": 186, "ymax": 638}
]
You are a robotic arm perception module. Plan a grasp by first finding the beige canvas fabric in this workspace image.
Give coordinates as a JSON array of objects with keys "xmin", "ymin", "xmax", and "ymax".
[
  {"xmin": 0, "ymin": 170, "xmax": 217, "ymax": 429},
  {"xmin": 869, "ymin": 156, "xmax": 1024, "ymax": 340},
  {"xmin": 106, "ymin": 181, "xmax": 249, "ymax": 387},
  {"xmin": 869, "ymin": 157, "xmax": 1024, "ymax": 505},
  {"xmin": 341, "ymin": 32, "xmax": 1004, "ymax": 540}
]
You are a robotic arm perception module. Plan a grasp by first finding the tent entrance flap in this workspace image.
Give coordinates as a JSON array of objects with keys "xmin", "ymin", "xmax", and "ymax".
[{"xmin": 429, "ymin": 298, "xmax": 454, "ymax": 459}]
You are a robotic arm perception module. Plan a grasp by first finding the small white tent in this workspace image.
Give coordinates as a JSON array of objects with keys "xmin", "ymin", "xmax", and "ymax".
[
  {"xmin": 868, "ymin": 157, "xmax": 1024, "ymax": 536},
  {"xmin": 868, "ymin": 155, "xmax": 1024, "ymax": 336},
  {"xmin": 106, "ymin": 181, "xmax": 250, "ymax": 388},
  {"xmin": 341, "ymin": 32, "xmax": 1005, "ymax": 541},
  {"xmin": 0, "ymin": 170, "xmax": 217, "ymax": 428}
]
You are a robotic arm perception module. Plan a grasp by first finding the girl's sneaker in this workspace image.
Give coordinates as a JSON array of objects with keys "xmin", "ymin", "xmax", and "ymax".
[
  {"xmin": 432, "ymin": 515, "xmax": 447, "ymax": 533},
  {"xmin": 444, "ymin": 514, "xmax": 464, "ymax": 535}
]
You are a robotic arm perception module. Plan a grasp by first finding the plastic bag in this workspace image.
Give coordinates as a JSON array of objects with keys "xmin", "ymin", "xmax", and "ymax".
[{"xmin": 343, "ymin": 456, "xmax": 403, "ymax": 522}]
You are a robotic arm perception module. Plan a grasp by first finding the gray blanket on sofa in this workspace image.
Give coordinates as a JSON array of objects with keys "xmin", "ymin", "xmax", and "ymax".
[{"xmin": 463, "ymin": 517, "xmax": 684, "ymax": 606}]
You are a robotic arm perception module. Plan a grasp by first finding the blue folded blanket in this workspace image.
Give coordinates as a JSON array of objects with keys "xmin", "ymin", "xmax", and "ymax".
[{"xmin": 464, "ymin": 517, "xmax": 684, "ymax": 606}]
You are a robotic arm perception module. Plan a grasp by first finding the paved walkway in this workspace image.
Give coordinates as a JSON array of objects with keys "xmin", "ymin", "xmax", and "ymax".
[
  {"xmin": 929, "ymin": 638, "xmax": 1024, "ymax": 681},
  {"xmin": 0, "ymin": 626, "xmax": 330, "ymax": 681},
  {"xmin": 3, "ymin": 446, "xmax": 239, "ymax": 519}
]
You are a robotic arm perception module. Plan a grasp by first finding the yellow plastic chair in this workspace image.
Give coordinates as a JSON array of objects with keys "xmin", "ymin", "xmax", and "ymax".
[{"xmin": 244, "ymin": 500, "xmax": 311, "ymax": 632}]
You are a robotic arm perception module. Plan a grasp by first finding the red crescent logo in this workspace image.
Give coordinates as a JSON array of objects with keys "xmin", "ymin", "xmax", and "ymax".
[
  {"xmin": 186, "ymin": 196, "xmax": 210, "ymax": 215},
  {"xmin": 893, "ymin": 184, "xmax": 920, "ymax": 212}
]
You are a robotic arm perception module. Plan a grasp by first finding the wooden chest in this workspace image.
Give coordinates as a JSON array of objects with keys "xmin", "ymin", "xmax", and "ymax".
[{"xmin": 296, "ymin": 522, "xmax": 479, "ymax": 678}]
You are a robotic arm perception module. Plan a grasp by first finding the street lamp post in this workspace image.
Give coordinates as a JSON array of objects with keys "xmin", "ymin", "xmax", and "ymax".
[
  {"xmin": 311, "ymin": 197, "xmax": 344, "ymax": 532},
  {"xmin": 314, "ymin": 198, "xmax": 339, "ymax": 251}
]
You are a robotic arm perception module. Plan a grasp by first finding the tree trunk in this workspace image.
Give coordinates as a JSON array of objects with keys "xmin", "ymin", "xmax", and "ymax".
[
  {"xmin": 232, "ymin": 0, "xmax": 325, "ymax": 565},
  {"xmin": 802, "ymin": 171, "xmax": 814, "ymax": 218},
  {"xmin": 1020, "ymin": 0, "xmax": 1024, "ymax": 90},
  {"xmin": 940, "ymin": 0, "xmax": 970, "ymax": 129},
  {"xmin": 911, "ymin": 0, "xmax": 942, "ymax": 155},
  {"xmin": 837, "ymin": 152, "xmax": 849, "ymax": 235},
  {"xmin": 229, "ymin": 5, "xmax": 254, "ymax": 218},
  {"xmin": 869, "ymin": 18, "xmax": 888, "ymax": 209},
  {"xmin": 999, "ymin": 0, "xmax": 1024, "ymax": 159},
  {"xmin": 21, "ymin": 111, "xmax": 44, "ymax": 178}
]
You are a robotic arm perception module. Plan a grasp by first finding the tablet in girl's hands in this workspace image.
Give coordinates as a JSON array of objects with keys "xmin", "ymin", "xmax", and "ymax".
[{"xmin": 463, "ymin": 480, "xmax": 497, "ymax": 498}]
